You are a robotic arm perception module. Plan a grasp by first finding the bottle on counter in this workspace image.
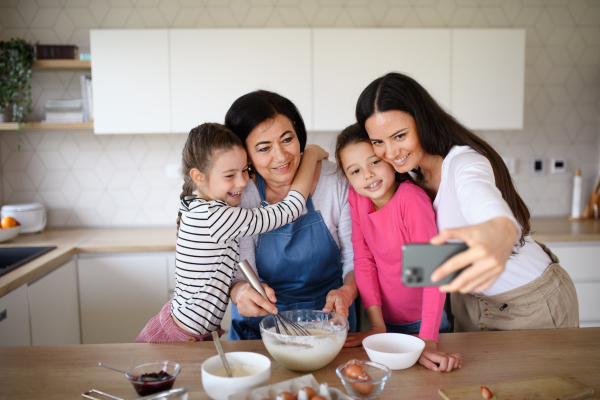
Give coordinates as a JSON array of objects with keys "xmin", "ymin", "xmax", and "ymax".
[{"xmin": 570, "ymin": 168, "xmax": 582, "ymax": 219}]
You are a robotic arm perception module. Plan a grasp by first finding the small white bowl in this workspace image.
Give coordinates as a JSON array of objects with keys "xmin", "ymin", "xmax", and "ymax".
[
  {"xmin": 201, "ymin": 352, "xmax": 271, "ymax": 400},
  {"xmin": 362, "ymin": 333, "xmax": 425, "ymax": 370},
  {"xmin": 0, "ymin": 225, "xmax": 21, "ymax": 243}
]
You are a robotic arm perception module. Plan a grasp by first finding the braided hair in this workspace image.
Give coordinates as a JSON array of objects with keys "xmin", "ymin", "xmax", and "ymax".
[{"xmin": 177, "ymin": 123, "xmax": 243, "ymax": 233}]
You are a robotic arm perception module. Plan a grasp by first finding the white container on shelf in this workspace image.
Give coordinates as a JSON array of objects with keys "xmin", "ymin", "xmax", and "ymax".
[{"xmin": 1, "ymin": 202, "xmax": 47, "ymax": 233}]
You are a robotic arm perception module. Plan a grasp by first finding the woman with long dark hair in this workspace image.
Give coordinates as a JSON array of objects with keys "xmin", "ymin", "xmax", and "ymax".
[{"xmin": 356, "ymin": 72, "xmax": 578, "ymax": 335}]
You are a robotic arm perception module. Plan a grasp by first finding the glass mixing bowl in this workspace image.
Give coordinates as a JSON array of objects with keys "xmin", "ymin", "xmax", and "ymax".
[{"xmin": 259, "ymin": 309, "xmax": 348, "ymax": 372}]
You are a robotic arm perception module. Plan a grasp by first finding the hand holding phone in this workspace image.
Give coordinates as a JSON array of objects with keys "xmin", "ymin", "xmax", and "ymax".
[{"xmin": 402, "ymin": 243, "xmax": 469, "ymax": 287}]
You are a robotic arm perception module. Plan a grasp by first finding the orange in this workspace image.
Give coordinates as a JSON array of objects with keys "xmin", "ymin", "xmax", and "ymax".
[{"xmin": 1, "ymin": 216, "xmax": 19, "ymax": 229}]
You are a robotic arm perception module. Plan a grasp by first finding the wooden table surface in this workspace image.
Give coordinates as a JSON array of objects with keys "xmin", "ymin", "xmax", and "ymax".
[{"xmin": 1, "ymin": 328, "xmax": 599, "ymax": 400}]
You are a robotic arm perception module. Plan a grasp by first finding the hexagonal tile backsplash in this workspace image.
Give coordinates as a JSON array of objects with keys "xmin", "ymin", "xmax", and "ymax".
[{"xmin": 0, "ymin": 0, "xmax": 599, "ymax": 227}]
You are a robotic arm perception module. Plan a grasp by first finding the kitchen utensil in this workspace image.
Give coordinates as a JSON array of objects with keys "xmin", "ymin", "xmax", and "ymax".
[
  {"xmin": 238, "ymin": 260, "xmax": 310, "ymax": 336},
  {"xmin": 211, "ymin": 331, "xmax": 232, "ymax": 377},
  {"xmin": 82, "ymin": 387, "xmax": 189, "ymax": 400},
  {"xmin": 335, "ymin": 360, "xmax": 391, "ymax": 400},
  {"xmin": 230, "ymin": 373, "xmax": 353, "ymax": 400},
  {"xmin": 201, "ymin": 351, "xmax": 271, "ymax": 400},
  {"xmin": 125, "ymin": 361, "xmax": 180, "ymax": 396},
  {"xmin": 362, "ymin": 333, "xmax": 425, "ymax": 370},
  {"xmin": 259, "ymin": 309, "xmax": 348, "ymax": 371},
  {"xmin": 438, "ymin": 375, "xmax": 591, "ymax": 400},
  {"xmin": 1, "ymin": 203, "xmax": 46, "ymax": 233},
  {"xmin": 0, "ymin": 225, "xmax": 21, "ymax": 243},
  {"xmin": 98, "ymin": 362, "xmax": 128, "ymax": 374}
]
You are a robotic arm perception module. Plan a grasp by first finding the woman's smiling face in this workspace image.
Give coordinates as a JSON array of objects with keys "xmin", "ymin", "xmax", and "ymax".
[
  {"xmin": 365, "ymin": 110, "xmax": 425, "ymax": 174},
  {"xmin": 245, "ymin": 113, "xmax": 302, "ymax": 187}
]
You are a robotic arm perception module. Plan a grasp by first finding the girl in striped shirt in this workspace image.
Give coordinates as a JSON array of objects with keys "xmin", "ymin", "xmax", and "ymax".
[{"xmin": 136, "ymin": 123, "xmax": 328, "ymax": 343}]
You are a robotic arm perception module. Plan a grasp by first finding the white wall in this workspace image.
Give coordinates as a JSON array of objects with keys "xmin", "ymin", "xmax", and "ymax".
[{"xmin": 0, "ymin": 0, "xmax": 599, "ymax": 226}]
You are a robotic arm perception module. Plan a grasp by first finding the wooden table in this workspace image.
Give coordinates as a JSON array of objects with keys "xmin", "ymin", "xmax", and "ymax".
[{"xmin": 1, "ymin": 328, "xmax": 599, "ymax": 400}]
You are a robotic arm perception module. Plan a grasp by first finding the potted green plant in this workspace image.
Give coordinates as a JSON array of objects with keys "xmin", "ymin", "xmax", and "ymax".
[{"xmin": 0, "ymin": 38, "xmax": 35, "ymax": 149}]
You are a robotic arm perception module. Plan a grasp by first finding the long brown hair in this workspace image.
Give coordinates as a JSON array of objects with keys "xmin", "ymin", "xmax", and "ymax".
[
  {"xmin": 177, "ymin": 123, "xmax": 243, "ymax": 232},
  {"xmin": 356, "ymin": 72, "xmax": 530, "ymax": 245}
]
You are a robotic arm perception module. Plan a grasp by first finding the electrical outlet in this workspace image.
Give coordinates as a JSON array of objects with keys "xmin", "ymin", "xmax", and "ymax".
[
  {"xmin": 531, "ymin": 158, "xmax": 544, "ymax": 175},
  {"xmin": 550, "ymin": 158, "xmax": 566, "ymax": 174},
  {"xmin": 503, "ymin": 157, "xmax": 516, "ymax": 174}
]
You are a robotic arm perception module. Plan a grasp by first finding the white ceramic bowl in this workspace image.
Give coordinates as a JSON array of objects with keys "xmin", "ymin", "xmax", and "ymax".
[
  {"xmin": 259, "ymin": 310, "xmax": 348, "ymax": 372},
  {"xmin": 0, "ymin": 225, "xmax": 21, "ymax": 243},
  {"xmin": 201, "ymin": 352, "xmax": 271, "ymax": 400},
  {"xmin": 362, "ymin": 333, "xmax": 425, "ymax": 370}
]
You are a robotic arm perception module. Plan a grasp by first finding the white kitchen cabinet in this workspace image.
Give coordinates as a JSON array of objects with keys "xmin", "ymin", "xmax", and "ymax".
[
  {"xmin": 0, "ymin": 284, "xmax": 31, "ymax": 347},
  {"xmin": 28, "ymin": 257, "xmax": 81, "ymax": 346},
  {"xmin": 313, "ymin": 29, "xmax": 451, "ymax": 132},
  {"xmin": 170, "ymin": 29, "xmax": 313, "ymax": 133},
  {"xmin": 452, "ymin": 29, "xmax": 525, "ymax": 130},
  {"xmin": 91, "ymin": 29, "xmax": 171, "ymax": 134},
  {"xmin": 78, "ymin": 253, "xmax": 169, "ymax": 344},
  {"xmin": 545, "ymin": 242, "xmax": 600, "ymax": 327}
]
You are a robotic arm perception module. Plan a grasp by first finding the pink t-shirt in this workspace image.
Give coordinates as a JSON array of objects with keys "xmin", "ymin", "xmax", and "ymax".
[{"xmin": 349, "ymin": 181, "xmax": 446, "ymax": 342}]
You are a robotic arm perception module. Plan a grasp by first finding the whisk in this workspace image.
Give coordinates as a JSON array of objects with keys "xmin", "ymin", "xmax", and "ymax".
[{"xmin": 237, "ymin": 260, "xmax": 311, "ymax": 336}]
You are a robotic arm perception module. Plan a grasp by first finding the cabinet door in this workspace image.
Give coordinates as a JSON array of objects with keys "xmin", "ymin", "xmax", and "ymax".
[
  {"xmin": 78, "ymin": 253, "xmax": 169, "ymax": 344},
  {"xmin": 0, "ymin": 284, "xmax": 30, "ymax": 347},
  {"xmin": 91, "ymin": 29, "xmax": 171, "ymax": 134},
  {"xmin": 545, "ymin": 242, "xmax": 600, "ymax": 327},
  {"xmin": 170, "ymin": 29, "xmax": 312, "ymax": 133},
  {"xmin": 313, "ymin": 29, "xmax": 451, "ymax": 131},
  {"xmin": 28, "ymin": 257, "xmax": 81, "ymax": 346},
  {"xmin": 452, "ymin": 29, "xmax": 525, "ymax": 130}
]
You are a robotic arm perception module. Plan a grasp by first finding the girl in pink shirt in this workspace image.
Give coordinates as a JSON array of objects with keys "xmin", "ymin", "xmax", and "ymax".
[{"xmin": 335, "ymin": 124, "xmax": 461, "ymax": 373}]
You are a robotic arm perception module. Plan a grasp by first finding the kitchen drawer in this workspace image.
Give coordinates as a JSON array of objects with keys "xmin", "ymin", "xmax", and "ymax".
[
  {"xmin": 544, "ymin": 242, "xmax": 600, "ymax": 281},
  {"xmin": 574, "ymin": 282, "xmax": 600, "ymax": 325}
]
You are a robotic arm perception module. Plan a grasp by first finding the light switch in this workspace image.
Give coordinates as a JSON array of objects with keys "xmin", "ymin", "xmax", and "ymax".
[
  {"xmin": 550, "ymin": 158, "xmax": 566, "ymax": 174},
  {"xmin": 531, "ymin": 158, "xmax": 544, "ymax": 175}
]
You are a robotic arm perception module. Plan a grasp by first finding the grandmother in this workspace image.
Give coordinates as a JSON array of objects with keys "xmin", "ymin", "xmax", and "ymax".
[{"xmin": 225, "ymin": 90, "xmax": 358, "ymax": 340}]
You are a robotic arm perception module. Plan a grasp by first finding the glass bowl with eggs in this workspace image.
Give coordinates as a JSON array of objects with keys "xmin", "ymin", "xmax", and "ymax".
[
  {"xmin": 335, "ymin": 359, "xmax": 391, "ymax": 400},
  {"xmin": 259, "ymin": 310, "xmax": 348, "ymax": 372}
]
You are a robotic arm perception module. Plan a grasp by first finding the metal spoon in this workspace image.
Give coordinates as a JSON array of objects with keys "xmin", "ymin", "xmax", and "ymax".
[
  {"xmin": 211, "ymin": 331, "xmax": 232, "ymax": 377},
  {"xmin": 98, "ymin": 362, "xmax": 128, "ymax": 374}
]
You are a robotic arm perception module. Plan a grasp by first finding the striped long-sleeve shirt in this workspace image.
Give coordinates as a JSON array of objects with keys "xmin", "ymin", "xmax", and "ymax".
[{"xmin": 171, "ymin": 190, "xmax": 306, "ymax": 335}]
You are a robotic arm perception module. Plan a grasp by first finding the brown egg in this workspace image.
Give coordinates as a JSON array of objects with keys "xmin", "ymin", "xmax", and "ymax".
[
  {"xmin": 278, "ymin": 391, "xmax": 296, "ymax": 400},
  {"xmin": 351, "ymin": 372, "xmax": 374, "ymax": 395},
  {"xmin": 312, "ymin": 397, "xmax": 327, "ymax": 400},
  {"xmin": 345, "ymin": 364, "xmax": 365, "ymax": 380},
  {"xmin": 297, "ymin": 387, "xmax": 317, "ymax": 399}
]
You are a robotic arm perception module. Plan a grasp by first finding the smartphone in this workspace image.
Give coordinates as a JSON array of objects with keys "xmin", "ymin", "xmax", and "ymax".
[{"xmin": 402, "ymin": 243, "xmax": 469, "ymax": 287}]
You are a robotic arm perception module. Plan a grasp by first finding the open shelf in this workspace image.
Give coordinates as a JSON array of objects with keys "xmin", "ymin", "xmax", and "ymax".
[
  {"xmin": 0, "ymin": 122, "xmax": 94, "ymax": 131},
  {"xmin": 33, "ymin": 60, "xmax": 91, "ymax": 70}
]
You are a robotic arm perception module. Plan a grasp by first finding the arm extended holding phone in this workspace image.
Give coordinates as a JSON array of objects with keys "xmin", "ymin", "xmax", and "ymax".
[{"xmin": 402, "ymin": 243, "xmax": 469, "ymax": 287}]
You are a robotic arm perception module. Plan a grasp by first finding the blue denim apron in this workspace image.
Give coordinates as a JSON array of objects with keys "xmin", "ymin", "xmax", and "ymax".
[{"xmin": 229, "ymin": 174, "xmax": 356, "ymax": 340}]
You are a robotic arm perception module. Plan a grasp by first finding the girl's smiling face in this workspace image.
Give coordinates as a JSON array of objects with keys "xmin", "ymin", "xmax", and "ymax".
[
  {"xmin": 365, "ymin": 110, "xmax": 425, "ymax": 174},
  {"xmin": 340, "ymin": 141, "xmax": 398, "ymax": 210},
  {"xmin": 195, "ymin": 146, "xmax": 250, "ymax": 206}
]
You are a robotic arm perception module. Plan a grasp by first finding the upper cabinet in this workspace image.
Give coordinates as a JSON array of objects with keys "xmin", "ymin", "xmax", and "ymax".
[
  {"xmin": 451, "ymin": 29, "xmax": 525, "ymax": 130},
  {"xmin": 90, "ymin": 28, "xmax": 525, "ymax": 134},
  {"xmin": 91, "ymin": 30, "xmax": 171, "ymax": 134},
  {"xmin": 170, "ymin": 29, "xmax": 312, "ymax": 134},
  {"xmin": 313, "ymin": 29, "xmax": 451, "ymax": 132}
]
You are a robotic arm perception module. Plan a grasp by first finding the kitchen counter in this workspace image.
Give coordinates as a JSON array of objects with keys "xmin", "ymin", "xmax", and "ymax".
[
  {"xmin": 1, "ymin": 218, "xmax": 599, "ymax": 298},
  {"xmin": 1, "ymin": 328, "xmax": 599, "ymax": 399}
]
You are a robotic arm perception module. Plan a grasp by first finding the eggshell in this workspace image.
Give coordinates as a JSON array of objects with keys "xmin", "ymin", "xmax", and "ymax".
[
  {"xmin": 277, "ymin": 391, "xmax": 296, "ymax": 400},
  {"xmin": 312, "ymin": 397, "xmax": 327, "ymax": 400},
  {"xmin": 344, "ymin": 364, "xmax": 364, "ymax": 380},
  {"xmin": 351, "ymin": 373, "xmax": 374, "ymax": 395}
]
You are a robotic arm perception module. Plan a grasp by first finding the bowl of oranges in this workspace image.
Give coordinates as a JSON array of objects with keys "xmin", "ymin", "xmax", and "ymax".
[{"xmin": 0, "ymin": 216, "xmax": 21, "ymax": 243}]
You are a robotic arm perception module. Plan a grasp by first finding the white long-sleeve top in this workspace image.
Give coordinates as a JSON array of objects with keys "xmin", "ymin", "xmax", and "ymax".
[
  {"xmin": 433, "ymin": 146, "xmax": 550, "ymax": 296},
  {"xmin": 171, "ymin": 190, "xmax": 306, "ymax": 335},
  {"xmin": 235, "ymin": 160, "xmax": 355, "ymax": 283}
]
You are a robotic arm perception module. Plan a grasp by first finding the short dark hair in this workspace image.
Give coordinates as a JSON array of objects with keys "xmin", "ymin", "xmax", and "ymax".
[{"xmin": 225, "ymin": 90, "xmax": 307, "ymax": 151}]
